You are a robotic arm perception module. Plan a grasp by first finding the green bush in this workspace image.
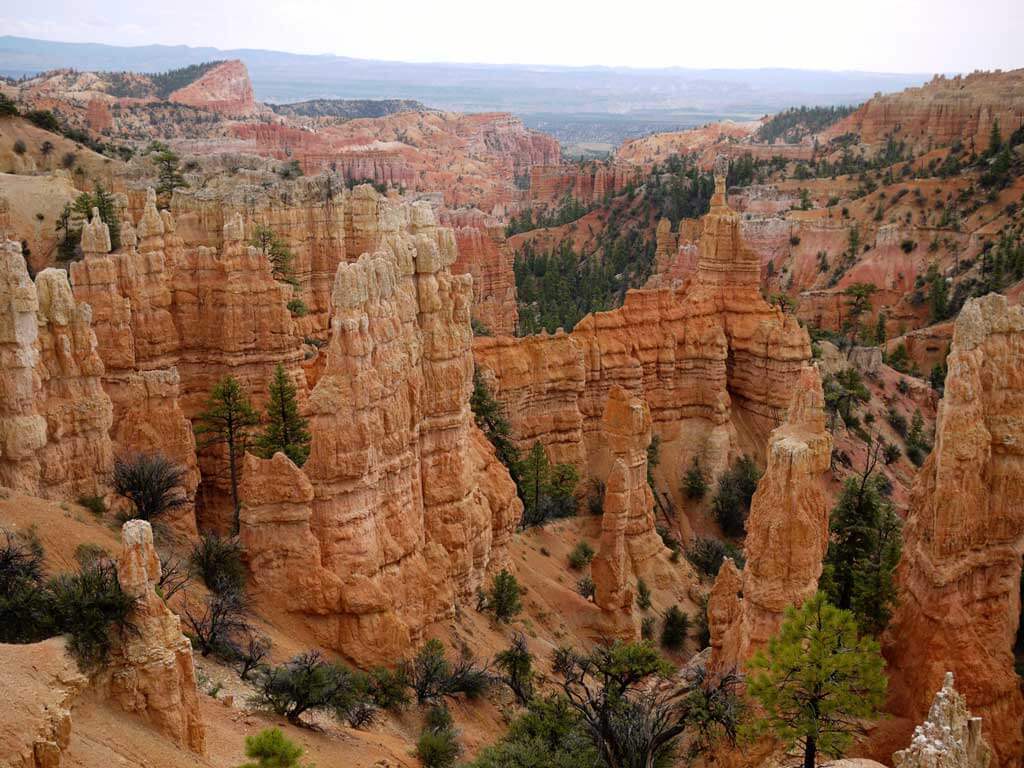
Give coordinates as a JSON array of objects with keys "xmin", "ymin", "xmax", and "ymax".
[
  {"xmin": 567, "ymin": 541, "xmax": 595, "ymax": 570},
  {"xmin": 712, "ymin": 456, "xmax": 761, "ymax": 537},
  {"xmin": 484, "ymin": 569, "xmax": 522, "ymax": 623},
  {"xmin": 636, "ymin": 578, "xmax": 652, "ymax": 610},
  {"xmin": 405, "ymin": 638, "xmax": 491, "ymax": 704},
  {"xmin": 660, "ymin": 605, "xmax": 689, "ymax": 651},
  {"xmin": 49, "ymin": 562, "xmax": 135, "ymax": 669},
  {"xmin": 417, "ymin": 713, "xmax": 461, "ymax": 768},
  {"xmin": 112, "ymin": 452, "xmax": 188, "ymax": 523},
  {"xmin": 683, "ymin": 457, "xmax": 708, "ymax": 500},
  {"xmin": 249, "ymin": 650, "xmax": 371, "ymax": 726},
  {"xmin": 77, "ymin": 495, "xmax": 107, "ymax": 517},
  {"xmin": 576, "ymin": 576, "xmax": 595, "ymax": 599},
  {"xmin": 190, "ymin": 534, "xmax": 245, "ymax": 594},
  {"xmin": 238, "ymin": 727, "xmax": 310, "ymax": 768},
  {"xmin": 685, "ymin": 536, "xmax": 746, "ymax": 578},
  {"xmin": 468, "ymin": 695, "xmax": 597, "ymax": 768},
  {"xmin": 287, "ymin": 298, "xmax": 309, "ymax": 317},
  {"xmin": 369, "ymin": 666, "xmax": 411, "ymax": 710},
  {"xmin": 13, "ymin": 139, "xmax": 26, "ymax": 155}
]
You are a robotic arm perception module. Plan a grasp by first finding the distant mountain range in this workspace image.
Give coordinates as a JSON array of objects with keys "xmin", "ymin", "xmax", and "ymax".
[{"xmin": 0, "ymin": 35, "xmax": 930, "ymax": 116}]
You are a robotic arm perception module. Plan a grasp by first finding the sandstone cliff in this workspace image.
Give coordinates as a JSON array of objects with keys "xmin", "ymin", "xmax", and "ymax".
[
  {"xmin": 591, "ymin": 386, "xmax": 665, "ymax": 637},
  {"xmin": 708, "ymin": 365, "xmax": 832, "ymax": 670},
  {"xmin": 104, "ymin": 520, "xmax": 206, "ymax": 753},
  {"xmin": 237, "ymin": 196, "xmax": 522, "ymax": 665},
  {"xmin": 475, "ymin": 161, "xmax": 811, "ymax": 535},
  {"xmin": 168, "ymin": 60, "xmax": 256, "ymax": 117},
  {"xmin": 0, "ymin": 238, "xmax": 113, "ymax": 500},
  {"xmin": 884, "ymin": 293, "xmax": 1024, "ymax": 768}
]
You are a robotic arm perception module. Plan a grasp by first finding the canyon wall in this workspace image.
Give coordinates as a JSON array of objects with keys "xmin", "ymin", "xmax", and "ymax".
[
  {"xmin": 475, "ymin": 161, "xmax": 812, "ymax": 533},
  {"xmin": 708, "ymin": 364, "xmax": 832, "ymax": 670},
  {"xmin": 167, "ymin": 59, "xmax": 256, "ymax": 117},
  {"xmin": 441, "ymin": 207, "xmax": 519, "ymax": 336},
  {"xmin": 832, "ymin": 69, "xmax": 1024, "ymax": 153},
  {"xmin": 528, "ymin": 162, "xmax": 640, "ymax": 207},
  {"xmin": 0, "ymin": 238, "xmax": 113, "ymax": 499},
  {"xmin": 883, "ymin": 293, "xmax": 1024, "ymax": 768},
  {"xmin": 238, "ymin": 197, "xmax": 522, "ymax": 666}
]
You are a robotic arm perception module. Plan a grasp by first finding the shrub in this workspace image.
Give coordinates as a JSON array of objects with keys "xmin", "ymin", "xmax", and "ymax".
[
  {"xmin": 883, "ymin": 443, "xmax": 901, "ymax": 465},
  {"xmin": 576, "ymin": 576, "xmax": 595, "ymax": 599},
  {"xmin": 0, "ymin": 94, "xmax": 18, "ymax": 117},
  {"xmin": 567, "ymin": 541, "xmax": 595, "ymax": 570},
  {"xmin": 467, "ymin": 694, "xmax": 597, "ymax": 768},
  {"xmin": 49, "ymin": 562, "xmax": 135, "ymax": 669},
  {"xmin": 484, "ymin": 569, "xmax": 522, "ymax": 623},
  {"xmin": 287, "ymin": 298, "xmax": 308, "ymax": 317},
  {"xmin": 13, "ymin": 139, "xmax": 26, "ymax": 155},
  {"xmin": 417, "ymin": 706, "xmax": 461, "ymax": 768},
  {"xmin": 660, "ymin": 605, "xmax": 690, "ymax": 651},
  {"xmin": 584, "ymin": 479, "xmax": 605, "ymax": 515},
  {"xmin": 77, "ymin": 495, "xmax": 106, "ymax": 517},
  {"xmin": 712, "ymin": 455, "xmax": 761, "ymax": 537},
  {"xmin": 0, "ymin": 530, "xmax": 54, "ymax": 645},
  {"xmin": 112, "ymin": 452, "xmax": 187, "ymax": 523},
  {"xmin": 641, "ymin": 615, "xmax": 656, "ymax": 641},
  {"xmin": 683, "ymin": 458, "xmax": 708, "ymax": 500},
  {"xmin": 238, "ymin": 727, "xmax": 310, "ymax": 768},
  {"xmin": 190, "ymin": 534, "xmax": 245, "ymax": 594},
  {"xmin": 369, "ymin": 666, "xmax": 411, "ymax": 710},
  {"xmin": 636, "ymin": 578, "xmax": 652, "ymax": 610},
  {"xmin": 237, "ymin": 633, "xmax": 272, "ymax": 680},
  {"xmin": 887, "ymin": 407, "xmax": 908, "ymax": 437},
  {"xmin": 250, "ymin": 650, "xmax": 371, "ymax": 726},
  {"xmin": 157, "ymin": 554, "xmax": 190, "ymax": 601},
  {"xmin": 685, "ymin": 536, "xmax": 746, "ymax": 578},
  {"xmin": 405, "ymin": 638, "xmax": 491, "ymax": 704},
  {"xmin": 494, "ymin": 632, "xmax": 534, "ymax": 705},
  {"xmin": 61, "ymin": 152, "xmax": 77, "ymax": 169},
  {"xmin": 74, "ymin": 543, "xmax": 109, "ymax": 569},
  {"xmin": 183, "ymin": 588, "xmax": 251, "ymax": 658}
]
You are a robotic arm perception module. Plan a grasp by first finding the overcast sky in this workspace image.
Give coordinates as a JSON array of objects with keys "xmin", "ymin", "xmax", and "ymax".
[{"xmin": 3, "ymin": 0, "xmax": 1022, "ymax": 73}]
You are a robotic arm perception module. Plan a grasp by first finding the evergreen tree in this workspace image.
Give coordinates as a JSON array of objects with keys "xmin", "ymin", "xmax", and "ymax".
[
  {"xmin": 494, "ymin": 633, "xmax": 534, "ymax": 705},
  {"xmin": 55, "ymin": 203, "xmax": 79, "ymax": 261},
  {"xmin": 988, "ymin": 119, "xmax": 1002, "ymax": 156},
  {"xmin": 486, "ymin": 569, "xmax": 522, "ymax": 623},
  {"xmin": 194, "ymin": 376, "xmax": 260, "ymax": 532},
  {"xmin": 151, "ymin": 143, "xmax": 187, "ymax": 205},
  {"xmin": 874, "ymin": 311, "xmax": 887, "ymax": 348},
  {"xmin": 256, "ymin": 364, "xmax": 311, "ymax": 466},
  {"xmin": 91, "ymin": 183, "xmax": 121, "ymax": 251},
  {"xmin": 250, "ymin": 225, "xmax": 297, "ymax": 285},
  {"xmin": 821, "ymin": 443, "xmax": 902, "ymax": 635},
  {"xmin": 747, "ymin": 593, "xmax": 887, "ymax": 768},
  {"xmin": 927, "ymin": 263, "xmax": 948, "ymax": 322},
  {"xmin": 470, "ymin": 369, "xmax": 520, "ymax": 484},
  {"xmin": 518, "ymin": 442, "xmax": 578, "ymax": 528}
]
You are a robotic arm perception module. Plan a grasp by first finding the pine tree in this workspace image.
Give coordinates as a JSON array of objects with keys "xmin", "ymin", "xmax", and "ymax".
[
  {"xmin": 988, "ymin": 119, "xmax": 1002, "ymax": 157},
  {"xmin": 747, "ymin": 593, "xmax": 887, "ymax": 768},
  {"xmin": 821, "ymin": 443, "xmax": 902, "ymax": 635},
  {"xmin": 250, "ymin": 225, "xmax": 297, "ymax": 286},
  {"xmin": 874, "ymin": 311, "xmax": 887, "ymax": 348},
  {"xmin": 194, "ymin": 376, "xmax": 260, "ymax": 532},
  {"xmin": 256, "ymin": 364, "xmax": 311, "ymax": 467},
  {"xmin": 927, "ymin": 263, "xmax": 948, "ymax": 322},
  {"xmin": 470, "ymin": 369, "xmax": 520, "ymax": 484},
  {"xmin": 92, "ymin": 183, "xmax": 121, "ymax": 251},
  {"xmin": 55, "ymin": 203, "xmax": 79, "ymax": 261},
  {"xmin": 152, "ymin": 144, "xmax": 187, "ymax": 205},
  {"xmin": 519, "ymin": 442, "xmax": 551, "ymax": 528}
]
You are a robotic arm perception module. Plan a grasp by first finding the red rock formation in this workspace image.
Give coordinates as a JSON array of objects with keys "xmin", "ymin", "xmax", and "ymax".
[
  {"xmin": 236, "ymin": 196, "xmax": 522, "ymax": 665},
  {"xmin": 528, "ymin": 162, "xmax": 640, "ymax": 207},
  {"xmin": 893, "ymin": 672, "xmax": 992, "ymax": 768},
  {"xmin": 441, "ymin": 208, "xmax": 518, "ymax": 336},
  {"xmin": 105, "ymin": 520, "xmax": 205, "ymax": 753},
  {"xmin": 708, "ymin": 365, "xmax": 832, "ymax": 671},
  {"xmin": 85, "ymin": 97, "xmax": 113, "ymax": 132},
  {"xmin": 476, "ymin": 160, "xmax": 811, "ymax": 537},
  {"xmin": 884, "ymin": 293, "xmax": 1024, "ymax": 768},
  {"xmin": 0, "ymin": 239, "xmax": 113, "ymax": 499},
  {"xmin": 168, "ymin": 60, "xmax": 255, "ymax": 117},
  {"xmin": 591, "ymin": 386, "xmax": 664, "ymax": 637},
  {"xmin": 831, "ymin": 69, "xmax": 1024, "ymax": 153}
]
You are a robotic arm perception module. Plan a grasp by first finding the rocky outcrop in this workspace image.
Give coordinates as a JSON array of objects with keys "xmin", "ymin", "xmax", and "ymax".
[
  {"xmin": 237, "ymin": 196, "xmax": 522, "ymax": 665},
  {"xmin": 105, "ymin": 520, "xmax": 205, "ymax": 753},
  {"xmin": 708, "ymin": 365, "xmax": 832, "ymax": 670},
  {"xmin": 832, "ymin": 69, "xmax": 1024, "ymax": 153},
  {"xmin": 0, "ymin": 239, "xmax": 113, "ymax": 499},
  {"xmin": 168, "ymin": 60, "xmax": 256, "ymax": 117},
  {"xmin": 475, "ymin": 160, "xmax": 812, "ymax": 535},
  {"xmin": 442, "ymin": 208, "xmax": 519, "ymax": 336},
  {"xmin": 884, "ymin": 293, "xmax": 1024, "ymax": 768},
  {"xmin": 528, "ymin": 162, "xmax": 640, "ymax": 207},
  {"xmin": 893, "ymin": 673, "xmax": 992, "ymax": 768},
  {"xmin": 591, "ymin": 386, "xmax": 664, "ymax": 637}
]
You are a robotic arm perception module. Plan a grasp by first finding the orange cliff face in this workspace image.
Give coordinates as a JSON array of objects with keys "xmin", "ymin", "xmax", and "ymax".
[
  {"xmin": 0, "ymin": 239, "xmax": 114, "ymax": 500},
  {"xmin": 708, "ymin": 365, "xmax": 832, "ymax": 671},
  {"xmin": 168, "ymin": 60, "xmax": 256, "ymax": 117},
  {"xmin": 528, "ymin": 162, "xmax": 641, "ymax": 207},
  {"xmin": 235, "ymin": 197, "xmax": 522, "ymax": 666},
  {"xmin": 828, "ymin": 69, "xmax": 1024, "ymax": 153},
  {"xmin": 474, "ymin": 161, "xmax": 811, "ymax": 537},
  {"xmin": 883, "ymin": 293, "xmax": 1024, "ymax": 768}
]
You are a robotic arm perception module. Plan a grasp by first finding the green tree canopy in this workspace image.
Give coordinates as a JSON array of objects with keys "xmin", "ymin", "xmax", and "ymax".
[{"xmin": 256, "ymin": 364, "xmax": 311, "ymax": 467}]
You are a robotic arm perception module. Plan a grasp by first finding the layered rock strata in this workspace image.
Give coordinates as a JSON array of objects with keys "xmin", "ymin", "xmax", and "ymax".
[
  {"xmin": 0, "ymin": 238, "xmax": 113, "ymax": 499},
  {"xmin": 707, "ymin": 365, "xmax": 832, "ymax": 670},
  {"xmin": 591, "ymin": 386, "xmax": 664, "ymax": 637},
  {"xmin": 474, "ymin": 161, "xmax": 811, "ymax": 527},
  {"xmin": 238, "ymin": 197, "xmax": 522, "ymax": 665},
  {"xmin": 105, "ymin": 520, "xmax": 206, "ymax": 753},
  {"xmin": 884, "ymin": 293, "xmax": 1024, "ymax": 768}
]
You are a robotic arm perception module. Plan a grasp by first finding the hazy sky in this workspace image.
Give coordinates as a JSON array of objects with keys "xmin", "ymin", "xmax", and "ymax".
[{"xmin": 3, "ymin": 0, "xmax": 1022, "ymax": 73}]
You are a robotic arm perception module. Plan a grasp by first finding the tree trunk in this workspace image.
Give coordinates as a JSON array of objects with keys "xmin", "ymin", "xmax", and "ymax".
[
  {"xmin": 804, "ymin": 735, "xmax": 817, "ymax": 768},
  {"xmin": 228, "ymin": 436, "xmax": 240, "ymax": 535}
]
